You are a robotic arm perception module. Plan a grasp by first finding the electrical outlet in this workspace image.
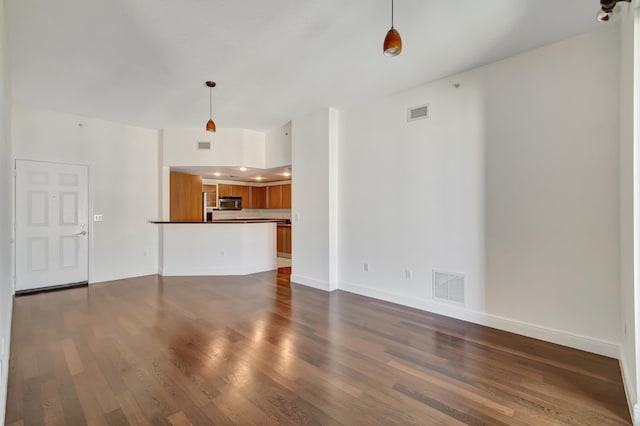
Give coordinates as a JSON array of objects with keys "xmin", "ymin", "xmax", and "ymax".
[
  {"xmin": 405, "ymin": 270, "xmax": 412, "ymax": 279},
  {"xmin": 363, "ymin": 263, "xmax": 369, "ymax": 272}
]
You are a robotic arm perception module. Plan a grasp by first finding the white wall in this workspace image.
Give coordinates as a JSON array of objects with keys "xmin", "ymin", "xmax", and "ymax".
[
  {"xmin": 338, "ymin": 71, "xmax": 486, "ymax": 320},
  {"xmin": 291, "ymin": 109, "xmax": 338, "ymax": 290},
  {"xmin": 161, "ymin": 127, "xmax": 266, "ymax": 168},
  {"xmin": 634, "ymin": 5, "xmax": 640, "ymax": 423},
  {"xmin": 337, "ymin": 27, "xmax": 621, "ymax": 356},
  {"xmin": 12, "ymin": 104, "xmax": 159, "ymax": 284},
  {"xmin": 619, "ymin": 2, "xmax": 636, "ymax": 417},
  {"xmin": 265, "ymin": 121, "xmax": 292, "ymax": 168},
  {"xmin": 0, "ymin": 0, "xmax": 12, "ymax": 421}
]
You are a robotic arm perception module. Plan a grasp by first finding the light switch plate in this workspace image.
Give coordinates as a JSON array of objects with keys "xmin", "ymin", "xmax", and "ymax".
[{"xmin": 93, "ymin": 214, "xmax": 103, "ymax": 222}]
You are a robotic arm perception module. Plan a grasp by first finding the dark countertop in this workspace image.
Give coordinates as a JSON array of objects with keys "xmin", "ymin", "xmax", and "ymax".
[{"xmin": 150, "ymin": 219, "xmax": 289, "ymax": 224}]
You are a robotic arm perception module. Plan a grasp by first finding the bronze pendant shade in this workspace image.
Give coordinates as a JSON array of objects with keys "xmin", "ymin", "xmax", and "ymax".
[
  {"xmin": 596, "ymin": 0, "xmax": 631, "ymax": 22},
  {"xmin": 383, "ymin": 0, "xmax": 402, "ymax": 56},
  {"xmin": 205, "ymin": 81, "xmax": 216, "ymax": 132}
]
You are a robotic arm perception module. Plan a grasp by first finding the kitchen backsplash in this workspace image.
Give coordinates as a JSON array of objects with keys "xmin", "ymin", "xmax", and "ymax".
[{"xmin": 209, "ymin": 209, "xmax": 291, "ymax": 220}]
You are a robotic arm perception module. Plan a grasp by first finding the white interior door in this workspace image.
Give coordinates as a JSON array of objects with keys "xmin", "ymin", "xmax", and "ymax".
[{"xmin": 15, "ymin": 160, "xmax": 89, "ymax": 291}]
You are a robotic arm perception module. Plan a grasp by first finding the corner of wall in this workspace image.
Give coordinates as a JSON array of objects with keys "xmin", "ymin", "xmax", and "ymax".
[
  {"xmin": 620, "ymin": 347, "xmax": 638, "ymax": 423},
  {"xmin": 0, "ymin": 0, "xmax": 13, "ymax": 421}
]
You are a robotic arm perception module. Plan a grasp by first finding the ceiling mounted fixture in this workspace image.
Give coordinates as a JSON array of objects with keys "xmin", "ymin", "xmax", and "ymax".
[
  {"xmin": 596, "ymin": 0, "xmax": 631, "ymax": 22},
  {"xmin": 205, "ymin": 81, "xmax": 216, "ymax": 132},
  {"xmin": 383, "ymin": 0, "xmax": 402, "ymax": 57}
]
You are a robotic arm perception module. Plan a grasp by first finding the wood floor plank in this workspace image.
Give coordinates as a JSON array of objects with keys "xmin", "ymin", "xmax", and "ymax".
[
  {"xmin": 104, "ymin": 408, "xmax": 130, "ymax": 426},
  {"xmin": 166, "ymin": 411, "xmax": 191, "ymax": 426},
  {"xmin": 5, "ymin": 269, "xmax": 632, "ymax": 425},
  {"xmin": 60, "ymin": 337, "xmax": 84, "ymax": 376},
  {"xmin": 115, "ymin": 391, "xmax": 151, "ymax": 426},
  {"xmin": 41, "ymin": 379, "xmax": 66, "ymax": 426}
]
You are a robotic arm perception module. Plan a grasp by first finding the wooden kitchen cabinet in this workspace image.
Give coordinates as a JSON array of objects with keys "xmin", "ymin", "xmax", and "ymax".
[
  {"xmin": 277, "ymin": 226, "xmax": 285, "ymax": 253},
  {"xmin": 282, "ymin": 183, "xmax": 291, "ymax": 209},
  {"xmin": 230, "ymin": 184, "xmax": 250, "ymax": 206},
  {"xmin": 170, "ymin": 172, "xmax": 203, "ymax": 222},
  {"xmin": 230, "ymin": 184, "xmax": 242, "ymax": 197},
  {"xmin": 277, "ymin": 225, "xmax": 292, "ymax": 255},
  {"xmin": 241, "ymin": 186, "xmax": 250, "ymax": 205},
  {"xmin": 250, "ymin": 186, "xmax": 267, "ymax": 209},
  {"xmin": 203, "ymin": 184, "xmax": 217, "ymax": 208},
  {"xmin": 267, "ymin": 185, "xmax": 283, "ymax": 209},
  {"xmin": 217, "ymin": 184, "xmax": 230, "ymax": 197}
]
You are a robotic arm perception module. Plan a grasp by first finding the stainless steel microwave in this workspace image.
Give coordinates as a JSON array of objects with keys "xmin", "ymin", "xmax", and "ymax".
[{"xmin": 218, "ymin": 196, "xmax": 242, "ymax": 210}]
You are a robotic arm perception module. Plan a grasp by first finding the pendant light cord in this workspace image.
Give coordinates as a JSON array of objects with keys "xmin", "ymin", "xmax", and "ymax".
[
  {"xmin": 209, "ymin": 87, "xmax": 212, "ymax": 119},
  {"xmin": 391, "ymin": 0, "xmax": 394, "ymax": 28}
]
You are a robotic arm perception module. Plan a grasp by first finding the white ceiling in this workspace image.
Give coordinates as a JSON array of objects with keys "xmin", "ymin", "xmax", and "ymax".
[
  {"xmin": 6, "ymin": 0, "xmax": 605, "ymax": 132},
  {"xmin": 172, "ymin": 165, "xmax": 291, "ymax": 183}
]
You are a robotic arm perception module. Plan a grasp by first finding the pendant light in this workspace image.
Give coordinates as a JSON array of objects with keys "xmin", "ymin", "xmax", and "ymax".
[
  {"xmin": 205, "ymin": 81, "xmax": 216, "ymax": 132},
  {"xmin": 596, "ymin": 0, "xmax": 631, "ymax": 22},
  {"xmin": 383, "ymin": 0, "xmax": 402, "ymax": 57}
]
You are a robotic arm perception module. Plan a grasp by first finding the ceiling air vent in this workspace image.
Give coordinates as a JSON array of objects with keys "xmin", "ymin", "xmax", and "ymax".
[
  {"xmin": 407, "ymin": 104, "xmax": 429, "ymax": 122},
  {"xmin": 196, "ymin": 141, "xmax": 211, "ymax": 150},
  {"xmin": 433, "ymin": 270, "xmax": 465, "ymax": 305}
]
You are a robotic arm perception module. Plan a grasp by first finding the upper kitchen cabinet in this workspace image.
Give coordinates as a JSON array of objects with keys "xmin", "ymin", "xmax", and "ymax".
[
  {"xmin": 203, "ymin": 184, "xmax": 217, "ymax": 209},
  {"xmin": 266, "ymin": 184, "xmax": 292, "ymax": 209},
  {"xmin": 217, "ymin": 183, "xmax": 230, "ymax": 197},
  {"xmin": 250, "ymin": 186, "xmax": 267, "ymax": 209},
  {"xmin": 282, "ymin": 183, "xmax": 291, "ymax": 209},
  {"xmin": 230, "ymin": 184, "xmax": 251, "ymax": 205},
  {"xmin": 170, "ymin": 172, "xmax": 203, "ymax": 222},
  {"xmin": 267, "ymin": 185, "xmax": 283, "ymax": 209}
]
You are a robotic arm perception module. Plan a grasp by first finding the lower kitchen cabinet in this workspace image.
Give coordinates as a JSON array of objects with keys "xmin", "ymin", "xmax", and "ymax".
[{"xmin": 277, "ymin": 225, "xmax": 291, "ymax": 255}]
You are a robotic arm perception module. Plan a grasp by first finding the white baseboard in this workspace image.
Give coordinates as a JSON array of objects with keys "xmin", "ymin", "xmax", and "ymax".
[
  {"xmin": 90, "ymin": 267, "xmax": 160, "ymax": 284},
  {"xmin": 290, "ymin": 274, "xmax": 330, "ymax": 291},
  {"xmin": 620, "ymin": 352, "xmax": 637, "ymax": 424},
  {"xmin": 0, "ymin": 294, "xmax": 13, "ymax": 426},
  {"xmin": 161, "ymin": 263, "xmax": 277, "ymax": 277},
  {"xmin": 89, "ymin": 270, "xmax": 161, "ymax": 284},
  {"xmin": 339, "ymin": 281, "xmax": 619, "ymax": 358}
]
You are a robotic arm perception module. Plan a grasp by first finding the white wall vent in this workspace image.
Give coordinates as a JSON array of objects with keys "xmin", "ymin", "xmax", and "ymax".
[
  {"xmin": 196, "ymin": 141, "xmax": 211, "ymax": 150},
  {"xmin": 407, "ymin": 104, "xmax": 429, "ymax": 122},
  {"xmin": 433, "ymin": 270, "xmax": 465, "ymax": 305}
]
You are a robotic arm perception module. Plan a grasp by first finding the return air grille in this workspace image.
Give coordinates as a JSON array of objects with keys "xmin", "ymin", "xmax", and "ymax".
[
  {"xmin": 433, "ymin": 270, "xmax": 465, "ymax": 305},
  {"xmin": 407, "ymin": 104, "xmax": 429, "ymax": 122},
  {"xmin": 197, "ymin": 141, "xmax": 211, "ymax": 150}
]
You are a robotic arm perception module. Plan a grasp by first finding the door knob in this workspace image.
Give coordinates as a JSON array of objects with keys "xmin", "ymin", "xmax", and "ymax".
[{"xmin": 75, "ymin": 230, "xmax": 87, "ymax": 236}]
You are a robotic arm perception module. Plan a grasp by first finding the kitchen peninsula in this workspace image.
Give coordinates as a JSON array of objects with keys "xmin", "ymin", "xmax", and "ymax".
[
  {"xmin": 157, "ymin": 124, "xmax": 293, "ymax": 277},
  {"xmin": 156, "ymin": 170, "xmax": 292, "ymax": 277},
  {"xmin": 153, "ymin": 219, "xmax": 278, "ymax": 276}
]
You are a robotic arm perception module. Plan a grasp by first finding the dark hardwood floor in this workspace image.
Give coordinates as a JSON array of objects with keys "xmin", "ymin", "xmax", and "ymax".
[{"xmin": 5, "ymin": 268, "xmax": 631, "ymax": 425}]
